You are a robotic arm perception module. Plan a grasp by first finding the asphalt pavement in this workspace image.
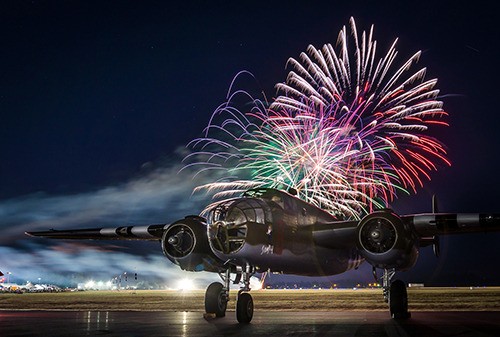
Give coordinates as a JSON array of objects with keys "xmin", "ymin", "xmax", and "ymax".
[{"xmin": 1, "ymin": 310, "xmax": 499, "ymax": 336}]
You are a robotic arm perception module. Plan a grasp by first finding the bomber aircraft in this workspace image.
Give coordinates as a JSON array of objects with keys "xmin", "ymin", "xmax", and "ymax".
[{"xmin": 26, "ymin": 187, "xmax": 500, "ymax": 323}]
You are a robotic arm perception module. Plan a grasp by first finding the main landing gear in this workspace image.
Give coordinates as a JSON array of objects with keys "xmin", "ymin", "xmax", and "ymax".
[
  {"xmin": 375, "ymin": 267, "xmax": 411, "ymax": 319},
  {"xmin": 205, "ymin": 282, "xmax": 227, "ymax": 317},
  {"xmin": 204, "ymin": 264, "xmax": 255, "ymax": 323}
]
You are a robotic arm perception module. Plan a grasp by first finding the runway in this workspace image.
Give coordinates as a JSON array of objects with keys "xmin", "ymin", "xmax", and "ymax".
[{"xmin": 1, "ymin": 310, "xmax": 499, "ymax": 336}]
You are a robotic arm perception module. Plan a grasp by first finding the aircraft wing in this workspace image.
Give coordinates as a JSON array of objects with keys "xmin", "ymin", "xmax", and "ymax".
[
  {"xmin": 405, "ymin": 213, "xmax": 500, "ymax": 236},
  {"xmin": 311, "ymin": 212, "xmax": 500, "ymax": 250},
  {"xmin": 27, "ymin": 212, "xmax": 500, "ymax": 243},
  {"xmin": 25, "ymin": 224, "xmax": 168, "ymax": 241},
  {"xmin": 311, "ymin": 220, "xmax": 360, "ymax": 248}
]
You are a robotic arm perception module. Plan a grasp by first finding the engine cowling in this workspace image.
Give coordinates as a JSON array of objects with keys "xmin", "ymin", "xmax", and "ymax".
[
  {"xmin": 355, "ymin": 209, "xmax": 419, "ymax": 270},
  {"xmin": 161, "ymin": 216, "xmax": 223, "ymax": 272}
]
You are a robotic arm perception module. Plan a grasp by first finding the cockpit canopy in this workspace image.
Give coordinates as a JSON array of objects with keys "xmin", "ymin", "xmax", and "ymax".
[
  {"xmin": 206, "ymin": 188, "xmax": 338, "ymax": 255},
  {"xmin": 207, "ymin": 196, "xmax": 272, "ymax": 254},
  {"xmin": 243, "ymin": 188, "xmax": 339, "ymax": 224}
]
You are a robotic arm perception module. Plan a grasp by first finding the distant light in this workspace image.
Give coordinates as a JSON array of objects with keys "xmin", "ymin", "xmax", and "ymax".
[
  {"xmin": 176, "ymin": 278, "xmax": 196, "ymax": 291},
  {"xmin": 250, "ymin": 276, "xmax": 263, "ymax": 290}
]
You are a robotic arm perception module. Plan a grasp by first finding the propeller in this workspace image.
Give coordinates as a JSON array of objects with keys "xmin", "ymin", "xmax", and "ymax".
[
  {"xmin": 418, "ymin": 195, "xmax": 441, "ymax": 257},
  {"xmin": 431, "ymin": 194, "xmax": 440, "ymax": 258}
]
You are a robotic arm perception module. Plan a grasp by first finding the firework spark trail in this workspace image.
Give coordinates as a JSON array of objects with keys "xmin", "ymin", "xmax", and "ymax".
[{"xmin": 184, "ymin": 18, "xmax": 450, "ymax": 219}]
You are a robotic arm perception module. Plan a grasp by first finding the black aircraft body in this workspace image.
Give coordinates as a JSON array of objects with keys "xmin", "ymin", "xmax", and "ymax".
[{"xmin": 26, "ymin": 188, "xmax": 500, "ymax": 322}]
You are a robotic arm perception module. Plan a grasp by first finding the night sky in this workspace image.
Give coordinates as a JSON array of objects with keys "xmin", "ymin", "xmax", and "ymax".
[{"xmin": 1, "ymin": 1, "xmax": 500, "ymax": 288}]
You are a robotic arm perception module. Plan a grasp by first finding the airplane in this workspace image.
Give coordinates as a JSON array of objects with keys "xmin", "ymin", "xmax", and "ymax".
[{"xmin": 26, "ymin": 187, "xmax": 500, "ymax": 323}]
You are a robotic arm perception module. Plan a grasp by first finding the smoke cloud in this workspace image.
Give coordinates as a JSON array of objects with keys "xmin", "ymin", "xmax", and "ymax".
[{"xmin": 0, "ymin": 161, "xmax": 221, "ymax": 287}]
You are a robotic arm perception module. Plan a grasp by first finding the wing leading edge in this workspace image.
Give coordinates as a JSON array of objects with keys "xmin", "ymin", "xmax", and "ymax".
[{"xmin": 25, "ymin": 224, "xmax": 168, "ymax": 241}]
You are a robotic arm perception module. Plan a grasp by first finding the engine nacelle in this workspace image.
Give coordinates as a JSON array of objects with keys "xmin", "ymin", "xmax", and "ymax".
[
  {"xmin": 161, "ymin": 216, "xmax": 223, "ymax": 272},
  {"xmin": 356, "ymin": 210, "xmax": 419, "ymax": 270}
]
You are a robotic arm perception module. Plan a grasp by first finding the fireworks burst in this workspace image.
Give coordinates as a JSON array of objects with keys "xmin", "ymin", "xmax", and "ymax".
[{"xmin": 185, "ymin": 18, "xmax": 450, "ymax": 219}]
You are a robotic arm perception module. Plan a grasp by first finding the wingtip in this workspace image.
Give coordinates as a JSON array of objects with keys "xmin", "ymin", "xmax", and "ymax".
[{"xmin": 25, "ymin": 229, "xmax": 55, "ymax": 237}]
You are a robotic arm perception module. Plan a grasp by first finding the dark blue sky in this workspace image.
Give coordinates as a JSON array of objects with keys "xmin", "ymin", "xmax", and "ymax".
[{"xmin": 0, "ymin": 1, "xmax": 499, "ymax": 287}]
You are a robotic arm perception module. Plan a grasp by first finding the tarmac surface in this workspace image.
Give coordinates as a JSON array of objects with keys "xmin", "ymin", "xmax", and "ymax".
[{"xmin": 1, "ymin": 310, "xmax": 499, "ymax": 336}]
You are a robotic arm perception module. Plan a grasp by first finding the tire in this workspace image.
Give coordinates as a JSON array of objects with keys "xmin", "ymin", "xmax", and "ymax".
[
  {"xmin": 205, "ymin": 282, "xmax": 227, "ymax": 317},
  {"xmin": 236, "ymin": 292, "xmax": 254, "ymax": 324},
  {"xmin": 389, "ymin": 279, "xmax": 410, "ymax": 319}
]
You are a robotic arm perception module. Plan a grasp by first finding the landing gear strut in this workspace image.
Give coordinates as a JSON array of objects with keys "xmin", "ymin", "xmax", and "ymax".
[
  {"xmin": 204, "ymin": 264, "xmax": 255, "ymax": 323},
  {"xmin": 375, "ymin": 267, "xmax": 411, "ymax": 319}
]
